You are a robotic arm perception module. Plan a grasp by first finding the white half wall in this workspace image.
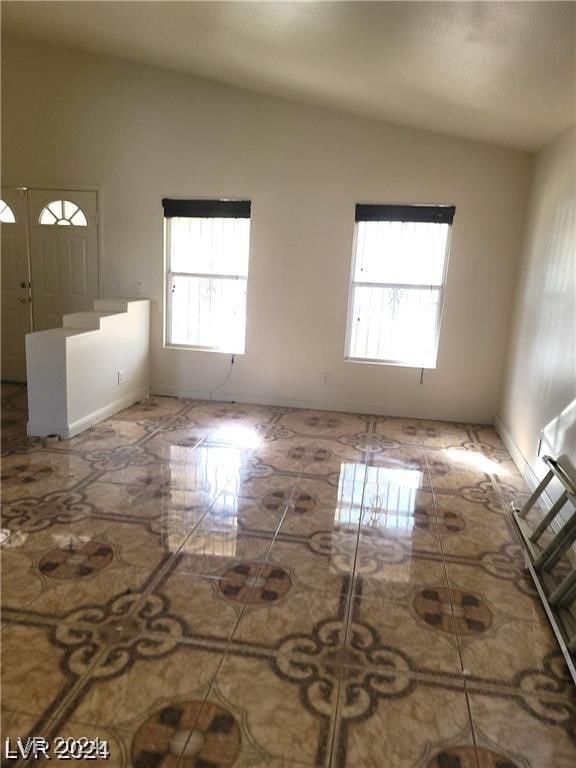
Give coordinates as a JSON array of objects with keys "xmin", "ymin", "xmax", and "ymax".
[
  {"xmin": 3, "ymin": 37, "xmax": 533, "ymax": 422},
  {"xmin": 497, "ymin": 125, "xmax": 576, "ymax": 487},
  {"xmin": 26, "ymin": 299, "xmax": 150, "ymax": 438}
]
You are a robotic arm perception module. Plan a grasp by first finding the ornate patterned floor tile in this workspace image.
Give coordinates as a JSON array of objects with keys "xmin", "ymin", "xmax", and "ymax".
[
  {"xmin": 1, "ymin": 452, "xmax": 94, "ymax": 503},
  {"xmin": 415, "ymin": 584, "xmax": 496, "ymax": 639},
  {"xmin": 354, "ymin": 557, "xmax": 449, "ymax": 602},
  {"xmin": 492, "ymin": 472, "xmax": 533, "ymax": 505},
  {"xmin": 1, "ymin": 518, "xmax": 115, "ymax": 609},
  {"xmin": 1, "ymin": 623, "xmax": 75, "ymax": 720},
  {"xmin": 437, "ymin": 511, "xmax": 520, "ymax": 559},
  {"xmin": 348, "ymin": 595, "xmax": 462, "ymax": 675},
  {"xmin": 110, "ymin": 396, "xmax": 189, "ymax": 423},
  {"xmin": 484, "ymin": 451, "xmax": 528, "ymax": 478},
  {"xmin": 208, "ymin": 653, "xmax": 337, "ymax": 766},
  {"xmin": 232, "ymin": 756, "xmax": 322, "ymax": 767},
  {"xmin": 95, "ymin": 455, "xmax": 234, "ymax": 500},
  {"xmin": 365, "ymin": 451, "xmax": 433, "ymax": 491},
  {"xmin": 2, "ymin": 390, "xmax": 29, "ymax": 415},
  {"xmin": 276, "ymin": 409, "xmax": 368, "ymax": 438},
  {"xmin": 265, "ymin": 533, "xmax": 358, "ymax": 593},
  {"xmin": 332, "ymin": 672, "xmax": 472, "ymax": 768},
  {"xmin": 1, "ymin": 708, "xmax": 41, "ymax": 745},
  {"xmin": 191, "ymin": 401, "xmax": 278, "ymax": 428},
  {"xmin": 150, "ymin": 567, "xmax": 246, "ymax": 641},
  {"xmin": 1, "ymin": 545, "xmax": 164, "ymax": 619},
  {"xmin": 358, "ymin": 505, "xmax": 443, "ymax": 553},
  {"xmin": 458, "ymin": 617, "xmax": 572, "ymax": 686},
  {"xmin": 433, "ymin": 491, "xmax": 509, "ymax": 525},
  {"xmin": 72, "ymin": 646, "xmax": 222, "ymax": 731},
  {"xmin": 97, "ymin": 517, "xmax": 196, "ymax": 562},
  {"xmin": 470, "ymin": 425, "xmax": 507, "ymax": 450},
  {"xmin": 231, "ymin": 585, "xmax": 343, "ymax": 649},
  {"xmin": 173, "ymin": 529, "xmax": 271, "ymax": 578},
  {"xmin": 42, "ymin": 717, "xmax": 316, "ymax": 768},
  {"xmin": 353, "ymin": 533, "xmax": 444, "ymax": 590},
  {"xmin": 427, "ymin": 743, "xmax": 521, "ymax": 768},
  {"xmin": 373, "ymin": 417, "xmax": 426, "ymax": 444},
  {"xmin": 445, "ymin": 562, "xmax": 544, "ymax": 625},
  {"xmin": 278, "ymin": 502, "xmax": 347, "ymax": 537},
  {"xmin": 298, "ymin": 441, "xmax": 366, "ymax": 477},
  {"xmin": 428, "ymin": 463, "xmax": 494, "ymax": 494},
  {"xmin": 82, "ymin": 482, "xmax": 210, "ymax": 536},
  {"xmin": 143, "ymin": 422, "xmax": 211, "ymax": 452},
  {"xmin": 0, "ymin": 409, "xmax": 27, "ymax": 438},
  {"xmin": 61, "ymin": 420, "xmax": 151, "ymax": 452},
  {"xmin": 143, "ymin": 438, "xmax": 208, "ymax": 466},
  {"xmin": 1, "ymin": 383, "xmax": 572, "ymax": 768},
  {"xmin": 37, "ymin": 718, "xmax": 134, "ymax": 768},
  {"xmin": 362, "ymin": 471, "xmax": 435, "ymax": 505},
  {"xmin": 236, "ymin": 472, "xmax": 305, "ymax": 502},
  {"xmin": 1, "ymin": 381, "xmax": 25, "ymax": 399},
  {"xmin": 200, "ymin": 493, "xmax": 279, "ymax": 532},
  {"xmin": 416, "ymin": 420, "xmax": 477, "ymax": 449},
  {"xmin": 440, "ymin": 480, "xmax": 508, "ymax": 513},
  {"xmin": 250, "ymin": 442, "xmax": 315, "ymax": 476},
  {"xmin": 64, "ymin": 479, "xmax": 139, "ymax": 514},
  {"xmin": 291, "ymin": 477, "xmax": 352, "ymax": 510},
  {"xmin": 467, "ymin": 690, "xmax": 576, "ymax": 767},
  {"xmin": 376, "ymin": 417, "xmax": 471, "ymax": 448},
  {"xmin": 134, "ymin": 700, "xmax": 243, "ymax": 767}
]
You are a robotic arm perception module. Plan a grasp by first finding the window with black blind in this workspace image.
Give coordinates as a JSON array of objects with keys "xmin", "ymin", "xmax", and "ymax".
[
  {"xmin": 163, "ymin": 199, "xmax": 251, "ymax": 353},
  {"xmin": 345, "ymin": 204, "xmax": 455, "ymax": 368}
]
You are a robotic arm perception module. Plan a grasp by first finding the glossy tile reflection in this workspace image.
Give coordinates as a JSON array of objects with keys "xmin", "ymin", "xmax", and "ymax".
[{"xmin": 1, "ymin": 383, "xmax": 574, "ymax": 767}]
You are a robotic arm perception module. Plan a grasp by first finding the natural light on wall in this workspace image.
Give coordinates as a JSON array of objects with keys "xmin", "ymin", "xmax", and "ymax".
[
  {"xmin": 347, "ymin": 205, "xmax": 455, "ymax": 368},
  {"xmin": 163, "ymin": 199, "xmax": 251, "ymax": 353}
]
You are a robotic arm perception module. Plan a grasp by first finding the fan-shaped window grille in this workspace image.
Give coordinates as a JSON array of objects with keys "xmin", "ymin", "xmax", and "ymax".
[
  {"xmin": 0, "ymin": 200, "xmax": 16, "ymax": 224},
  {"xmin": 39, "ymin": 200, "xmax": 88, "ymax": 227}
]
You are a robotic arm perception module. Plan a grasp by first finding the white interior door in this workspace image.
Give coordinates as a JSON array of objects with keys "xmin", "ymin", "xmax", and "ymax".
[
  {"xmin": 27, "ymin": 190, "xmax": 99, "ymax": 331},
  {"xmin": 1, "ymin": 188, "xmax": 32, "ymax": 382}
]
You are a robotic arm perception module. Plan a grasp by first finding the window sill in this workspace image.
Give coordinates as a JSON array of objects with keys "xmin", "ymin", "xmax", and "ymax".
[
  {"xmin": 344, "ymin": 356, "xmax": 437, "ymax": 370},
  {"xmin": 165, "ymin": 343, "xmax": 245, "ymax": 355}
]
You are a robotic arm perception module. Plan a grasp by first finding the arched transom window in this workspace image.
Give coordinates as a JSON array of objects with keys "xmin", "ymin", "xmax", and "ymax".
[
  {"xmin": 0, "ymin": 200, "xmax": 16, "ymax": 224},
  {"xmin": 39, "ymin": 200, "xmax": 88, "ymax": 227}
]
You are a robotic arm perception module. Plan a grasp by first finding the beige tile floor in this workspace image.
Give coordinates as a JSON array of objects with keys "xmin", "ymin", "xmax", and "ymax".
[{"xmin": 1, "ymin": 382, "xmax": 575, "ymax": 767}]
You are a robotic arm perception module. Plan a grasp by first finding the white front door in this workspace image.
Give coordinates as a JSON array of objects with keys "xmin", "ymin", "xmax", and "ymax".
[
  {"xmin": 27, "ymin": 190, "xmax": 99, "ymax": 331},
  {"xmin": 1, "ymin": 189, "xmax": 32, "ymax": 382}
]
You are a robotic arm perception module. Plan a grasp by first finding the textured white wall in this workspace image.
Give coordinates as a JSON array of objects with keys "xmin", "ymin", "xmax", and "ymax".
[
  {"xmin": 3, "ymin": 38, "xmax": 533, "ymax": 422},
  {"xmin": 498, "ymin": 125, "xmax": 576, "ymax": 475}
]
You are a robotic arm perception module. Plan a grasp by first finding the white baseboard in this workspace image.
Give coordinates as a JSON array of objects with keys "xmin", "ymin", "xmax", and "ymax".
[
  {"xmin": 27, "ymin": 388, "xmax": 149, "ymax": 439},
  {"xmin": 495, "ymin": 416, "xmax": 553, "ymax": 511},
  {"xmin": 151, "ymin": 384, "xmax": 493, "ymax": 424},
  {"xmin": 494, "ymin": 416, "xmax": 526, "ymax": 472}
]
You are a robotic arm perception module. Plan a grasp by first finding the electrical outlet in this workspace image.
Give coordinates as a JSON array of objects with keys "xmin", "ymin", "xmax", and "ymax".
[
  {"xmin": 117, "ymin": 370, "xmax": 125, "ymax": 385},
  {"xmin": 322, "ymin": 372, "xmax": 328, "ymax": 386}
]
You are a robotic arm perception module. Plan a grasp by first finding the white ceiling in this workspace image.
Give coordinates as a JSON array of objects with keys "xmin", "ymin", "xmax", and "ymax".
[{"xmin": 4, "ymin": 1, "xmax": 575, "ymax": 151}]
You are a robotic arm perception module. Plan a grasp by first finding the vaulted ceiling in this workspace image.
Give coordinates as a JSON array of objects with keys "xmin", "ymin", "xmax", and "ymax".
[{"xmin": 4, "ymin": 1, "xmax": 575, "ymax": 151}]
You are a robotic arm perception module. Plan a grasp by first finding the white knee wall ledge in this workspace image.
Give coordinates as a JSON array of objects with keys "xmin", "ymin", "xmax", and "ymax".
[{"xmin": 26, "ymin": 299, "xmax": 150, "ymax": 439}]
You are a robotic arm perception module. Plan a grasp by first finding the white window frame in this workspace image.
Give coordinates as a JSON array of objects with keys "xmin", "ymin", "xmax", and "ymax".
[
  {"xmin": 344, "ymin": 205, "xmax": 454, "ymax": 369},
  {"xmin": 163, "ymin": 199, "xmax": 251, "ymax": 354}
]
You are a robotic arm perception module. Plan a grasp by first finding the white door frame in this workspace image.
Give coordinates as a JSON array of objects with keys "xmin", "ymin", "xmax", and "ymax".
[
  {"xmin": 3, "ymin": 183, "xmax": 103, "ymax": 314},
  {"xmin": 0, "ymin": 185, "xmax": 101, "ymax": 380},
  {"xmin": 1, "ymin": 187, "xmax": 33, "ymax": 381}
]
